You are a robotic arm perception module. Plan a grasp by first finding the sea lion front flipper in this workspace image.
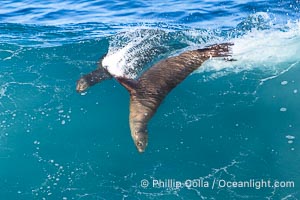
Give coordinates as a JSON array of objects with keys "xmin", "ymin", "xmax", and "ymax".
[
  {"xmin": 76, "ymin": 66, "xmax": 112, "ymax": 93},
  {"xmin": 76, "ymin": 53, "xmax": 112, "ymax": 93},
  {"xmin": 116, "ymin": 77, "xmax": 138, "ymax": 94}
]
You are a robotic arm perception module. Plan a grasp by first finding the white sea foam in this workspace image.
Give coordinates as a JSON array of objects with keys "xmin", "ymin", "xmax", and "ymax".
[
  {"xmin": 0, "ymin": 87, "xmax": 6, "ymax": 99},
  {"xmin": 199, "ymin": 20, "xmax": 300, "ymax": 74},
  {"xmin": 102, "ymin": 28, "xmax": 171, "ymax": 78},
  {"xmin": 101, "ymin": 18, "xmax": 300, "ymax": 80},
  {"xmin": 102, "ymin": 42, "xmax": 135, "ymax": 77}
]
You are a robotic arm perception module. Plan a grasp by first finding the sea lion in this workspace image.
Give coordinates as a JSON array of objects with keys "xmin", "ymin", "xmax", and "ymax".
[
  {"xmin": 116, "ymin": 43, "xmax": 233, "ymax": 153},
  {"xmin": 76, "ymin": 54, "xmax": 112, "ymax": 93}
]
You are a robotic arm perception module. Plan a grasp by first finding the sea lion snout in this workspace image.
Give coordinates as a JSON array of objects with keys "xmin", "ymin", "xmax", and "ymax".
[
  {"xmin": 132, "ymin": 129, "xmax": 148, "ymax": 153},
  {"xmin": 135, "ymin": 137, "xmax": 148, "ymax": 153},
  {"xmin": 76, "ymin": 77, "xmax": 89, "ymax": 93}
]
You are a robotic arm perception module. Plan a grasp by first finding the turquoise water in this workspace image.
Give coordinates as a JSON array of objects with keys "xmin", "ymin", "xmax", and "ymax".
[{"xmin": 1, "ymin": 0, "xmax": 300, "ymax": 199}]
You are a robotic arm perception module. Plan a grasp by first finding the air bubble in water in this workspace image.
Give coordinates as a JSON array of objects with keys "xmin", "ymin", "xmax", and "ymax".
[{"xmin": 280, "ymin": 107, "xmax": 287, "ymax": 112}]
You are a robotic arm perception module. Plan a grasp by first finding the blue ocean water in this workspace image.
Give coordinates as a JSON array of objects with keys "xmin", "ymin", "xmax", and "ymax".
[{"xmin": 1, "ymin": 0, "xmax": 300, "ymax": 199}]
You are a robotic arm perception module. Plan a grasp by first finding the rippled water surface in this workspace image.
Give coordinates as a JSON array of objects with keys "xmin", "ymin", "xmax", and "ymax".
[{"xmin": 0, "ymin": 0, "xmax": 300, "ymax": 199}]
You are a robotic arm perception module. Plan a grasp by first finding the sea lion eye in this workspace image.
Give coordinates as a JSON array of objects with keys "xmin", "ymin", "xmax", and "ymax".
[{"xmin": 137, "ymin": 141, "xmax": 143, "ymax": 147}]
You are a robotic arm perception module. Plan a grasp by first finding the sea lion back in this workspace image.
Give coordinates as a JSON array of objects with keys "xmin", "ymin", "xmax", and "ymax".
[{"xmin": 137, "ymin": 43, "xmax": 233, "ymax": 102}]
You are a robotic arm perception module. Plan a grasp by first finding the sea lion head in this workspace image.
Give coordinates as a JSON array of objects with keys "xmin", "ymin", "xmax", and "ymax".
[
  {"xmin": 76, "ymin": 77, "xmax": 89, "ymax": 93},
  {"xmin": 131, "ymin": 122, "xmax": 148, "ymax": 153},
  {"xmin": 134, "ymin": 130, "xmax": 148, "ymax": 153}
]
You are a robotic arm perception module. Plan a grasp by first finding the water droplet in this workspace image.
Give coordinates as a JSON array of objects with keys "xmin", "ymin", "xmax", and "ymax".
[
  {"xmin": 281, "ymin": 81, "xmax": 288, "ymax": 85},
  {"xmin": 286, "ymin": 135, "xmax": 295, "ymax": 140},
  {"xmin": 61, "ymin": 120, "xmax": 66, "ymax": 125},
  {"xmin": 280, "ymin": 107, "xmax": 287, "ymax": 112}
]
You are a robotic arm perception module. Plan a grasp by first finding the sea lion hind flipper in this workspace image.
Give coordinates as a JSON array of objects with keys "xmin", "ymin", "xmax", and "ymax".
[
  {"xmin": 116, "ymin": 77, "xmax": 138, "ymax": 93},
  {"xmin": 199, "ymin": 42, "xmax": 233, "ymax": 57}
]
